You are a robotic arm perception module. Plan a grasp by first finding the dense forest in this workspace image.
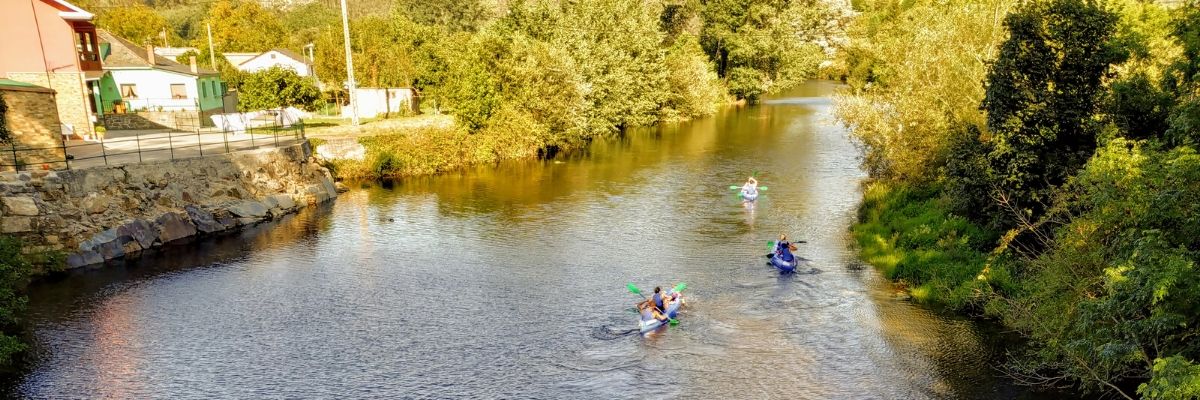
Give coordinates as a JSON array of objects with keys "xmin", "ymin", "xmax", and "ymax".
[{"xmin": 838, "ymin": 0, "xmax": 1200, "ymax": 398}]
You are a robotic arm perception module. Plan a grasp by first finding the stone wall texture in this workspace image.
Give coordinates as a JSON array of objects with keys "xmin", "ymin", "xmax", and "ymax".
[
  {"xmin": 5, "ymin": 72, "xmax": 94, "ymax": 138},
  {"xmin": 0, "ymin": 86, "xmax": 68, "ymax": 170},
  {"xmin": 0, "ymin": 142, "xmax": 337, "ymax": 268}
]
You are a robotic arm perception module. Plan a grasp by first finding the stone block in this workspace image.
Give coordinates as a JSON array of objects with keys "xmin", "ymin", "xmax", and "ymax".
[
  {"xmin": 228, "ymin": 200, "xmax": 268, "ymax": 219},
  {"xmin": 155, "ymin": 212, "xmax": 196, "ymax": 243},
  {"xmin": 185, "ymin": 205, "xmax": 224, "ymax": 234},
  {"xmin": 117, "ymin": 219, "xmax": 157, "ymax": 249},
  {"xmin": 2, "ymin": 196, "xmax": 38, "ymax": 216},
  {"xmin": 1, "ymin": 217, "xmax": 31, "ymax": 233},
  {"xmin": 66, "ymin": 251, "xmax": 104, "ymax": 268}
]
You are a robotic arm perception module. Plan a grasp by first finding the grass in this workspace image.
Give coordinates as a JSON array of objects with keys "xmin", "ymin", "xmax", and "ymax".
[
  {"xmin": 320, "ymin": 124, "xmax": 550, "ymax": 179},
  {"xmin": 852, "ymin": 181, "xmax": 1012, "ymax": 309}
]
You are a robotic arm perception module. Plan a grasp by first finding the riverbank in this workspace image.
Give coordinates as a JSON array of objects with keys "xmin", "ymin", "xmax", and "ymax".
[{"xmin": 5, "ymin": 142, "xmax": 338, "ymax": 271}]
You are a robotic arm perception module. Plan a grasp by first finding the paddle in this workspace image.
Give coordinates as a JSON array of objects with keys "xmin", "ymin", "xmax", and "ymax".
[
  {"xmin": 728, "ymin": 185, "xmax": 769, "ymax": 190},
  {"xmin": 766, "ymin": 240, "xmax": 807, "ymax": 257}
]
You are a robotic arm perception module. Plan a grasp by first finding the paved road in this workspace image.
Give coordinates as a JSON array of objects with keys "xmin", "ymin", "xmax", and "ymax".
[{"xmin": 36, "ymin": 129, "xmax": 306, "ymax": 170}]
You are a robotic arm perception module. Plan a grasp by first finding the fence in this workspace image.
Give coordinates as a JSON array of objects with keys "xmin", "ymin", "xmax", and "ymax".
[{"xmin": 0, "ymin": 119, "xmax": 307, "ymax": 172}]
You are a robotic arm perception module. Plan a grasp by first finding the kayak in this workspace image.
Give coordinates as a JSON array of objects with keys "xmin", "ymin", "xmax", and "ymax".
[
  {"xmin": 638, "ymin": 291, "xmax": 684, "ymax": 333},
  {"xmin": 740, "ymin": 189, "xmax": 759, "ymax": 201},
  {"xmin": 768, "ymin": 253, "xmax": 801, "ymax": 273}
]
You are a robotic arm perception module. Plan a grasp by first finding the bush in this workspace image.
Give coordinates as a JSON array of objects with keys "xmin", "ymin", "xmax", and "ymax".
[{"xmin": 852, "ymin": 182, "xmax": 1003, "ymax": 308}]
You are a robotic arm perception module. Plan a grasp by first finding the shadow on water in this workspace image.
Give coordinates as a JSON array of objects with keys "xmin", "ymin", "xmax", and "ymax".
[{"xmin": 7, "ymin": 81, "xmax": 1080, "ymax": 399}]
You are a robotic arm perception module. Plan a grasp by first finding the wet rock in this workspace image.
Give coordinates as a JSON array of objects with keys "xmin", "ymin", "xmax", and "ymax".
[
  {"xmin": 266, "ymin": 194, "xmax": 295, "ymax": 210},
  {"xmin": 66, "ymin": 251, "xmax": 103, "ymax": 268},
  {"xmin": 185, "ymin": 205, "xmax": 224, "ymax": 234},
  {"xmin": 155, "ymin": 212, "xmax": 196, "ymax": 243},
  {"xmin": 335, "ymin": 182, "xmax": 349, "ymax": 193},
  {"xmin": 2, "ymin": 196, "xmax": 38, "ymax": 216}
]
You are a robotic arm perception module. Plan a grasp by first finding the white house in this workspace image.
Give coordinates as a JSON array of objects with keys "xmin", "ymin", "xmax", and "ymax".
[
  {"xmin": 98, "ymin": 30, "xmax": 225, "ymax": 114},
  {"xmin": 236, "ymin": 49, "xmax": 313, "ymax": 77}
]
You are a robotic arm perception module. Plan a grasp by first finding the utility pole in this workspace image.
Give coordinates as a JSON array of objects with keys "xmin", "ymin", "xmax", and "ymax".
[
  {"xmin": 206, "ymin": 23, "xmax": 216, "ymax": 69},
  {"xmin": 338, "ymin": 0, "xmax": 359, "ymax": 126}
]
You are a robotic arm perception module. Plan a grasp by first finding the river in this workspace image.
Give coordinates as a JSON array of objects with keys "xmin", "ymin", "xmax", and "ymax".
[{"xmin": 8, "ymin": 81, "xmax": 1069, "ymax": 399}]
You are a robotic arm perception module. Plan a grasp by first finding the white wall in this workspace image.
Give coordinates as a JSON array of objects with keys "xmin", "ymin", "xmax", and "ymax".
[
  {"xmin": 237, "ymin": 50, "xmax": 312, "ymax": 77},
  {"xmin": 109, "ymin": 69, "xmax": 199, "ymax": 111},
  {"xmin": 341, "ymin": 88, "xmax": 416, "ymax": 119}
]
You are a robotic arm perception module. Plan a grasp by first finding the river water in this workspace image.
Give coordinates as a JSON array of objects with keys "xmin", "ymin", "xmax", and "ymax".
[{"xmin": 9, "ymin": 81, "xmax": 1068, "ymax": 399}]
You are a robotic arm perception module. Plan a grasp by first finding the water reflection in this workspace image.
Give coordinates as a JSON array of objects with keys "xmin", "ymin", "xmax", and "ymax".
[{"xmin": 9, "ymin": 81, "xmax": 1071, "ymax": 399}]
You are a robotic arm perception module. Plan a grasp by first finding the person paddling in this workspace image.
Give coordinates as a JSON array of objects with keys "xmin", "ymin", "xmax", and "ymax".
[
  {"xmin": 775, "ymin": 233, "xmax": 797, "ymax": 263},
  {"xmin": 741, "ymin": 177, "xmax": 759, "ymax": 197}
]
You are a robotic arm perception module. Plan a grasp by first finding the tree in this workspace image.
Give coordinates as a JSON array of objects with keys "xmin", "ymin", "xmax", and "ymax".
[
  {"xmin": 700, "ymin": 0, "xmax": 829, "ymax": 101},
  {"xmin": 200, "ymin": 0, "xmax": 283, "ymax": 52},
  {"xmin": 980, "ymin": 0, "xmax": 1126, "ymax": 228},
  {"xmin": 237, "ymin": 66, "xmax": 320, "ymax": 111},
  {"xmin": 96, "ymin": 3, "xmax": 172, "ymax": 45},
  {"xmin": 394, "ymin": 0, "xmax": 494, "ymax": 32}
]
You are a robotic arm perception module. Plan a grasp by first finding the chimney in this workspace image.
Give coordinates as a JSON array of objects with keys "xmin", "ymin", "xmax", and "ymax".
[
  {"xmin": 146, "ymin": 44, "xmax": 156, "ymax": 65},
  {"xmin": 189, "ymin": 55, "xmax": 198, "ymax": 74}
]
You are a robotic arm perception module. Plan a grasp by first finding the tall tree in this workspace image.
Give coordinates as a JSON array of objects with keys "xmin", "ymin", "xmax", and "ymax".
[
  {"xmin": 700, "ymin": 0, "xmax": 828, "ymax": 101},
  {"xmin": 238, "ymin": 66, "xmax": 320, "ymax": 111},
  {"xmin": 980, "ymin": 0, "xmax": 1126, "ymax": 227}
]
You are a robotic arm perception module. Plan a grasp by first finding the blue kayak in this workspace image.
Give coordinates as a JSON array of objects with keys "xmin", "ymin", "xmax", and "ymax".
[
  {"xmin": 638, "ymin": 291, "xmax": 683, "ymax": 333},
  {"xmin": 740, "ymin": 188, "xmax": 759, "ymax": 201},
  {"xmin": 768, "ymin": 253, "xmax": 804, "ymax": 273}
]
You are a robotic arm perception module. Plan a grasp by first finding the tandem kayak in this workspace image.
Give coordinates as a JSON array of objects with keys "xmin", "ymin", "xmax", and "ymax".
[{"xmin": 638, "ymin": 291, "xmax": 684, "ymax": 333}]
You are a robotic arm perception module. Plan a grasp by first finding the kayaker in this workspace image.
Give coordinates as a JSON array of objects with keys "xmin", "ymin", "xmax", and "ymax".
[
  {"xmin": 638, "ymin": 300, "xmax": 668, "ymax": 322},
  {"xmin": 652, "ymin": 286, "xmax": 669, "ymax": 313},
  {"xmin": 741, "ymin": 177, "xmax": 758, "ymax": 195},
  {"xmin": 775, "ymin": 233, "xmax": 797, "ymax": 262}
]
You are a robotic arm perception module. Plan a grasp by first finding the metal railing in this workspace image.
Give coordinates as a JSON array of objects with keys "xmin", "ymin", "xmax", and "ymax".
[{"xmin": 1, "ymin": 120, "xmax": 306, "ymax": 172}]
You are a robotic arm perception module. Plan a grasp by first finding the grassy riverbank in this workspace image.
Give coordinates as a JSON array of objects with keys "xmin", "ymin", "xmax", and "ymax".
[
  {"xmin": 316, "ymin": 124, "xmax": 552, "ymax": 179},
  {"xmin": 851, "ymin": 182, "xmax": 1010, "ymax": 308}
]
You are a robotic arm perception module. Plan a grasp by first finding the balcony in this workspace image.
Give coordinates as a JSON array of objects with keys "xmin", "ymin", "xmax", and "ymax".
[{"xmin": 72, "ymin": 22, "xmax": 100, "ymax": 71}]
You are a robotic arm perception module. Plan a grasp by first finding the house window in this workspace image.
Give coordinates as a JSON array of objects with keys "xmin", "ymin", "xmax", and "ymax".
[
  {"xmin": 170, "ymin": 84, "xmax": 187, "ymax": 99},
  {"xmin": 270, "ymin": 53, "xmax": 276, "ymax": 59},
  {"xmin": 120, "ymin": 84, "xmax": 137, "ymax": 98},
  {"xmin": 202, "ymin": 81, "xmax": 208, "ymax": 97}
]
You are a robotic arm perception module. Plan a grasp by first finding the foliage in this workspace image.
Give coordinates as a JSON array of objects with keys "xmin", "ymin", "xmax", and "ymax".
[
  {"xmin": 199, "ymin": 0, "xmax": 283, "ymax": 52},
  {"xmin": 175, "ymin": 48, "xmax": 242, "ymax": 86},
  {"xmin": 0, "ymin": 236, "xmax": 34, "ymax": 366},
  {"xmin": 393, "ymin": 0, "xmax": 494, "ymax": 32},
  {"xmin": 237, "ymin": 66, "xmax": 320, "ymax": 111},
  {"xmin": 95, "ymin": 3, "xmax": 172, "ymax": 45},
  {"xmin": 1006, "ymin": 140, "xmax": 1200, "ymax": 396},
  {"xmin": 834, "ymin": 0, "xmax": 1014, "ymax": 180},
  {"xmin": 0, "ymin": 93, "xmax": 8, "ymax": 143},
  {"xmin": 978, "ymin": 0, "xmax": 1126, "ymax": 229},
  {"xmin": 852, "ymin": 181, "xmax": 1005, "ymax": 308},
  {"xmin": 1140, "ymin": 356, "xmax": 1200, "ymax": 400},
  {"xmin": 700, "ymin": 0, "xmax": 829, "ymax": 102}
]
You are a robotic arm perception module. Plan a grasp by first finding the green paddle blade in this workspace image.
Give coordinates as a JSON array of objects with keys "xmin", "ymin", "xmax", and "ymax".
[
  {"xmin": 759, "ymin": 186, "xmax": 768, "ymax": 191},
  {"xmin": 673, "ymin": 282, "xmax": 687, "ymax": 293},
  {"xmin": 669, "ymin": 319, "xmax": 679, "ymax": 326},
  {"xmin": 626, "ymin": 283, "xmax": 641, "ymax": 295},
  {"xmin": 729, "ymin": 185, "xmax": 739, "ymax": 190},
  {"xmin": 768, "ymin": 240, "xmax": 775, "ymax": 251}
]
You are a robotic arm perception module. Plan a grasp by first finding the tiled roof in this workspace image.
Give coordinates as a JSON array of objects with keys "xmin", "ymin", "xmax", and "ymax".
[{"xmin": 97, "ymin": 30, "xmax": 218, "ymax": 76}]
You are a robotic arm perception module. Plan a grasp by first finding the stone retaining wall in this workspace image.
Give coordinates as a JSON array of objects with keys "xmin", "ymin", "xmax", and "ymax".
[{"xmin": 0, "ymin": 142, "xmax": 338, "ymax": 268}]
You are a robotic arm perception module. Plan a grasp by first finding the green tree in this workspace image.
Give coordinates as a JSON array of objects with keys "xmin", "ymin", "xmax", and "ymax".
[
  {"xmin": 980, "ymin": 0, "xmax": 1126, "ymax": 228},
  {"xmin": 394, "ymin": 0, "xmax": 494, "ymax": 32},
  {"xmin": 200, "ymin": 0, "xmax": 283, "ymax": 52},
  {"xmin": 238, "ymin": 66, "xmax": 320, "ymax": 111},
  {"xmin": 700, "ymin": 0, "xmax": 828, "ymax": 101},
  {"xmin": 96, "ymin": 3, "xmax": 171, "ymax": 45}
]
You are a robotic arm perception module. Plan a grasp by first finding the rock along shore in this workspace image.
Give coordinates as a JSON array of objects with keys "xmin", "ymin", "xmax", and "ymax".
[{"xmin": 0, "ymin": 142, "xmax": 339, "ymax": 269}]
